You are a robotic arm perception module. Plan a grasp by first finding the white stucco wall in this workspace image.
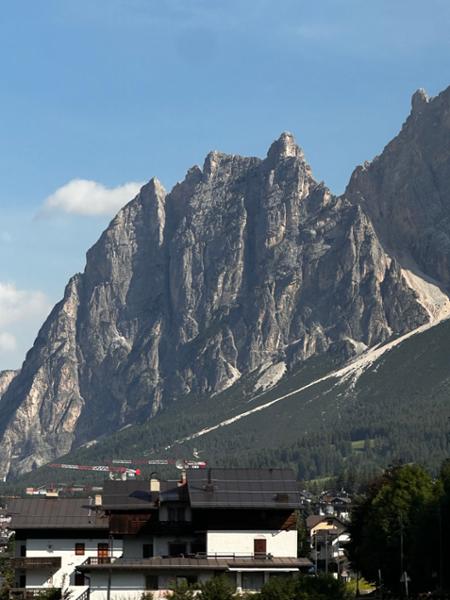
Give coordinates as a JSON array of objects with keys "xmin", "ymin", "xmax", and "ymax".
[
  {"xmin": 90, "ymin": 572, "xmax": 145, "ymax": 600},
  {"xmin": 122, "ymin": 537, "xmax": 148, "ymax": 559},
  {"xmin": 89, "ymin": 571, "xmax": 214, "ymax": 600},
  {"xmin": 207, "ymin": 530, "xmax": 297, "ymax": 558},
  {"xmin": 24, "ymin": 537, "xmax": 123, "ymax": 592}
]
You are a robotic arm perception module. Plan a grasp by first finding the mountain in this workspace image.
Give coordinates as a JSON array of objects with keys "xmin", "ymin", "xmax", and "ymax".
[
  {"xmin": 346, "ymin": 87, "xmax": 450, "ymax": 289},
  {"xmin": 14, "ymin": 313, "xmax": 450, "ymax": 488},
  {"xmin": 1, "ymin": 86, "xmax": 449, "ymax": 481},
  {"xmin": 0, "ymin": 371, "xmax": 17, "ymax": 399}
]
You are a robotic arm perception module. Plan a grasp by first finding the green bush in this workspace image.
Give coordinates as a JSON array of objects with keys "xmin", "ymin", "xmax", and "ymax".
[
  {"xmin": 258, "ymin": 576, "xmax": 298, "ymax": 600},
  {"xmin": 36, "ymin": 590, "xmax": 62, "ymax": 600},
  {"xmin": 253, "ymin": 575, "xmax": 351, "ymax": 600},
  {"xmin": 198, "ymin": 576, "xmax": 235, "ymax": 600},
  {"xmin": 164, "ymin": 581, "xmax": 196, "ymax": 600}
]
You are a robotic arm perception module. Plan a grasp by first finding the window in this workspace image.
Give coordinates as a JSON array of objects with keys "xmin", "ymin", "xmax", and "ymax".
[
  {"xmin": 254, "ymin": 538, "xmax": 267, "ymax": 558},
  {"xmin": 20, "ymin": 545, "xmax": 26, "ymax": 557},
  {"xmin": 143, "ymin": 544, "xmax": 153, "ymax": 559},
  {"xmin": 75, "ymin": 543, "xmax": 85, "ymax": 556},
  {"xmin": 19, "ymin": 575, "xmax": 26, "ymax": 588},
  {"xmin": 168, "ymin": 542, "xmax": 187, "ymax": 557},
  {"xmin": 145, "ymin": 575, "xmax": 158, "ymax": 590},
  {"xmin": 242, "ymin": 572, "xmax": 264, "ymax": 591},
  {"xmin": 74, "ymin": 572, "xmax": 85, "ymax": 586},
  {"xmin": 97, "ymin": 543, "xmax": 109, "ymax": 563}
]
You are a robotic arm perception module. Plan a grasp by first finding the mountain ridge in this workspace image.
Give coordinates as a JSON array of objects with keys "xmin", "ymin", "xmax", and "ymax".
[{"xmin": 1, "ymin": 85, "xmax": 450, "ymax": 480}]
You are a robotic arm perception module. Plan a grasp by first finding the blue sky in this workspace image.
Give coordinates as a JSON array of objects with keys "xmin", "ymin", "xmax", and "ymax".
[{"xmin": 1, "ymin": 0, "xmax": 449, "ymax": 370}]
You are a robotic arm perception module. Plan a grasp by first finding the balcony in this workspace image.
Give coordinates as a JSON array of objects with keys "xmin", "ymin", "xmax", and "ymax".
[
  {"xmin": 81, "ymin": 552, "xmax": 272, "ymax": 566},
  {"xmin": 9, "ymin": 588, "xmax": 61, "ymax": 600},
  {"xmin": 10, "ymin": 557, "xmax": 61, "ymax": 570},
  {"xmin": 81, "ymin": 557, "xmax": 114, "ymax": 565}
]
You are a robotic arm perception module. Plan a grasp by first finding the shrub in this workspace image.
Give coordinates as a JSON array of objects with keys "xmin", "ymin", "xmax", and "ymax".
[
  {"xmin": 253, "ymin": 574, "xmax": 352, "ymax": 600},
  {"xmin": 164, "ymin": 581, "xmax": 196, "ymax": 600},
  {"xmin": 198, "ymin": 576, "xmax": 235, "ymax": 600}
]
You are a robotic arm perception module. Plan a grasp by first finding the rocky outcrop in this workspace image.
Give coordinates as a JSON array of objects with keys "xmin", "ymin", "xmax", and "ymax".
[
  {"xmin": 1, "ymin": 113, "xmax": 448, "ymax": 478},
  {"xmin": 345, "ymin": 85, "xmax": 450, "ymax": 288},
  {"xmin": 0, "ymin": 370, "xmax": 18, "ymax": 399}
]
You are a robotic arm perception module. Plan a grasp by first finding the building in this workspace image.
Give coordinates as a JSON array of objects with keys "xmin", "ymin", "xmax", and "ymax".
[
  {"xmin": 8, "ymin": 468, "xmax": 312, "ymax": 598},
  {"xmin": 306, "ymin": 515, "xmax": 349, "ymax": 578},
  {"xmin": 8, "ymin": 496, "xmax": 114, "ymax": 600},
  {"xmin": 316, "ymin": 493, "xmax": 352, "ymax": 522}
]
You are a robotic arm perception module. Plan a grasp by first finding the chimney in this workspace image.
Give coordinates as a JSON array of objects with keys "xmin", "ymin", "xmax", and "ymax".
[
  {"xmin": 150, "ymin": 478, "xmax": 160, "ymax": 493},
  {"xmin": 94, "ymin": 494, "xmax": 102, "ymax": 506}
]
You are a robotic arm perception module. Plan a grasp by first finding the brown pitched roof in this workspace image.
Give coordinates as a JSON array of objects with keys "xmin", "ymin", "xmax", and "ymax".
[
  {"xmin": 8, "ymin": 497, "xmax": 108, "ymax": 530},
  {"xmin": 101, "ymin": 480, "xmax": 158, "ymax": 510},
  {"xmin": 187, "ymin": 468, "xmax": 301, "ymax": 509}
]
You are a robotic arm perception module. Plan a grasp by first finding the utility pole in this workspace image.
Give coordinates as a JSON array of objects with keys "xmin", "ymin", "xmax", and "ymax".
[
  {"xmin": 399, "ymin": 516, "xmax": 404, "ymax": 584},
  {"xmin": 314, "ymin": 533, "xmax": 318, "ymax": 575},
  {"xmin": 438, "ymin": 502, "xmax": 443, "ymax": 592},
  {"xmin": 107, "ymin": 533, "xmax": 114, "ymax": 600}
]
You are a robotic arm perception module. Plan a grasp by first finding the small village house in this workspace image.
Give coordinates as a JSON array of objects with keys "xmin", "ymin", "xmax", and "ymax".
[{"xmin": 8, "ymin": 468, "xmax": 312, "ymax": 598}]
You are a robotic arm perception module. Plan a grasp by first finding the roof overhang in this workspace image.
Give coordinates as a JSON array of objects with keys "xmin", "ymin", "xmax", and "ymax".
[{"xmin": 228, "ymin": 568, "xmax": 299, "ymax": 572}]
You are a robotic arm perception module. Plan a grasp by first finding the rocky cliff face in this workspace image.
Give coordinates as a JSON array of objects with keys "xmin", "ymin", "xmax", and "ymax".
[
  {"xmin": 0, "ymin": 371, "xmax": 17, "ymax": 399},
  {"xmin": 345, "ymin": 86, "xmax": 450, "ymax": 288},
  {"xmin": 1, "ymin": 88, "xmax": 449, "ymax": 479}
]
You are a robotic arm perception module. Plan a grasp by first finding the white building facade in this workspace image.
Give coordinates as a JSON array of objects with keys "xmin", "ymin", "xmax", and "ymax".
[{"xmin": 9, "ymin": 468, "xmax": 312, "ymax": 599}]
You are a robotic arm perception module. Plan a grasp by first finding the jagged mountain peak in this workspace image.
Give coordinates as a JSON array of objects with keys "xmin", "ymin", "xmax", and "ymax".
[
  {"xmin": 345, "ymin": 82, "xmax": 450, "ymax": 286},
  {"xmin": 411, "ymin": 87, "xmax": 430, "ymax": 113},
  {"xmin": 0, "ymin": 370, "xmax": 18, "ymax": 399},
  {"xmin": 266, "ymin": 131, "xmax": 306, "ymax": 163},
  {"xmin": 147, "ymin": 176, "xmax": 166, "ymax": 195},
  {"xmin": 2, "ymin": 87, "xmax": 450, "ymax": 480}
]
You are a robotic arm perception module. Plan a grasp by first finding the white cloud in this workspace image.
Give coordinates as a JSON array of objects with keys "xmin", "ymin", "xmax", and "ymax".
[
  {"xmin": 0, "ymin": 282, "xmax": 52, "ymax": 369},
  {"xmin": 0, "ymin": 332, "xmax": 17, "ymax": 353},
  {"xmin": 0, "ymin": 231, "xmax": 12, "ymax": 244},
  {"xmin": 0, "ymin": 282, "xmax": 50, "ymax": 329},
  {"xmin": 40, "ymin": 179, "xmax": 144, "ymax": 217}
]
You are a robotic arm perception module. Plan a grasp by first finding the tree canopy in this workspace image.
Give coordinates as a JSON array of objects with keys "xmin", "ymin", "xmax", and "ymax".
[{"xmin": 347, "ymin": 462, "xmax": 449, "ymax": 594}]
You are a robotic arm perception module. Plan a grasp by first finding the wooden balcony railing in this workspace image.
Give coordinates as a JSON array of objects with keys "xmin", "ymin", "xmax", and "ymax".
[
  {"xmin": 82, "ymin": 557, "xmax": 115, "ymax": 565},
  {"xmin": 82, "ymin": 552, "xmax": 272, "ymax": 565},
  {"xmin": 10, "ymin": 557, "xmax": 61, "ymax": 570},
  {"xmin": 71, "ymin": 588, "xmax": 89, "ymax": 600},
  {"xmin": 9, "ymin": 588, "xmax": 61, "ymax": 600}
]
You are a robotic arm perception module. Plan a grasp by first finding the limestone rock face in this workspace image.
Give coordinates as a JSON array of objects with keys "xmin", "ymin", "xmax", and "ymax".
[
  {"xmin": 0, "ymin": 371, "xmax": 17, "ymax": 399},
  {"xmin": 345, "ymin": 85, "xmax": 450, "ymax": 287},
  {"xmin": 0, "ymin": 122, "xmax": 441, "ymax": 479}
]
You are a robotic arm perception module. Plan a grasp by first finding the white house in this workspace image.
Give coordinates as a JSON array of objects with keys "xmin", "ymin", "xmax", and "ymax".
[
  {"xmin": 8, "ymin": 497, "xmax": 118, "ymax": 600},
  {"xmin": 9, "ymin": 468, "xmax": 312, "ymax": 598},
  {"xmin": 306, "ymin": 515, "xmax": 349, "ymax": 578}
]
